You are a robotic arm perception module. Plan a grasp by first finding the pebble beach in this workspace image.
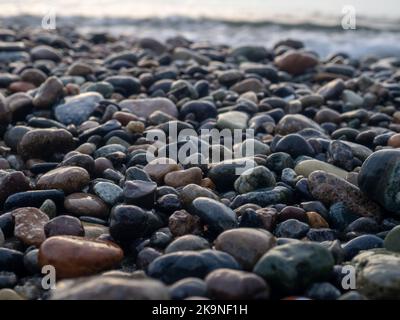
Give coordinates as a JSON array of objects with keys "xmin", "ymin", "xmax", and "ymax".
[{"xmin": 0, "ymin": 11, "xmax": 400, "ymax": 301}]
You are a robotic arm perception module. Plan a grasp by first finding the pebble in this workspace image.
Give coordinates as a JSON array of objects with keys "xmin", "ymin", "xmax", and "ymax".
[
  {"xmin": 342, "ymin": 235, "xmax": 383, "ymax": 260},
  {"xmin": 123, "ymin": 180, "xmax": 157, "ymax": 208},
  {"xmin": 32, "ymin": 76, "xmax": 64, "ymax": 109},
  {"xmin": 0, "ymin": 288, "xmax": 24, "ymax": 300},
  {"xmin": 164, "ymin": 167, "xmax": 203, "ymax": 188},
  {"xmin": 274, "ymin": 51, "xmax": 318, "ymax": 75},
  {"xmin": 169, "ymin": 278, "xmax": 207, "ymax": 300},
  {"xmin": 18, "ymin": 128, "xmax": 74, "ymax": 159},
  {"xmin": 234, "ymin": 166, "xmax": 276, "ymax": 194},
  {"xmin": 214, "ymin": 228, "xmax": 276, "ymax": 270},
  {"xmin": 64, "ymin": 193, "xmax": 109, "ymax": 218},
  {"xmin": 37, "ymin": 166, "xmax": 90, "ymax": 194},
  {"xmin": 51, "ymin": 276, "xmax": 169, "ymax": 300},
  {"xmin": 205, "ymin": 269, "xmax": 269, "ymax": 300},
  {"xmin": 143, "ymin": 158, "xmax": 180, "ymax": 184},
  {"xmin": 190, "ymin": 197, "xmax": 237, "ymax": 238},
  {"xmin": 147, "ymin": 249, "xmax": 240, "ymax": 284},
  {"xmin": 165, "ymin": 235, "xmax": 210, "ymax": 253},
  {"xmin": 0, "ymin": 171, "xmax": 30, "ymax": 205},
  {"xmin": 305, "ymin": 282, "xmax": 341, "ymax": 300},
  {"xmin": 358, "ymin": 149, "xmax": 400, "ymax": 216},
  {"xmin": 354, "ymin": 251, "xmax": 400, "ymax": 299},
  {"xmin": 168, "ymin": 210, "xmax": 202, "ymax": 237},
  {"xmin": 0, "ymin": 248, "xmax": 24, "ymax": 274},
  {"xmin": 275, "ymin": 134, "xmax": 315, "ymax": 158},
  {"xmin": 120, "ymin": 97, "xmax": 178, "ymax": 119},
  {"xmin": 276, "ymin": 114, "xmax": 323, "ymax": 135},
  {"xmin": 308, "ymin": 171, "xmax": 381, "ymax": 219},
  {"xmin": 294, "ymin": 159, "xmax": 348, "ymax": 179},
  {"xmin": 109, "ymin": 205, "xmax": 161, "ymax": 243},
  {"xmin": 217, "ymin": 111, "xmax": 249, "ymax": 130},
  {"xmin": 38, "ymin": 236, "xmax": 123, "ymax": 279},
  {"xmin": 12, "ymin": 207, "xmax": 49, "ymax": 246},
  {"xmin": 254, "ymin": 242, "xmax": 334, "ymax": 294},
  {"xmin": 55, "ymin": 92, "xmax": 103, "ymax": 125},
  {"xmin": 275, "ymin": 219, "xmax": 310, "ymax": 239},
  {"xmin": 44, "ymin": 215, "xmax": 85, "ymax": 238},
  {"xmin": 384, "ymin": 225, "xmax": 400, "ymax": 253},
  {"xmin": 93, "ymin": 181, "xmax": 123, "ymax": 205}
]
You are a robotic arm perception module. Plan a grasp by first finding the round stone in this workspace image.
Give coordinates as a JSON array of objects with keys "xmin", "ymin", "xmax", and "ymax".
[
  {"xmin": 37, "ymin": 167, "xmax": 90, "ymax": 194},
  {"xmin": 164, "ymin": 167, "xmax": 203, "ymax": 188},
  {"xmin": 64, "ymin": 193, "xmax": 109, "ymax": 219},
  {"xmin": 165, "ymin": 235, "xmax": 210, "ymax": 254},
  {"xmin": 147, "ymin": 249, "xmax": 240, "ymax": 284},
  {"xmin": 358, "ymin": 149, "xmax": 400, "ymax": 216},
  {"xmin": 215, "ymin": 228, "xmax": 276, "ymax": 270},
  {"xmin": 44, "ymin": 215, "xmax": 85, "ymax": 238},
  {"xmin": 205, "ymin": 269, "xmax": 269, "ymax": 300},
  {"xmin": 190, "ymin": 197, "xmax": 237, "ymax": 238},
  {"xmin": 384, "ymin": 225, "xmax": 400, "ymax": 253},
  {"xmin": 38, "ymin": 236, "xmax": 124, "ymax": 279},
  {"xmin": 234, "ymin": 166, "xmax": 276, "ymax": 194},
  {"xmin": 254, "ymin": 242, "xmax": 334, "ymax": 294}
]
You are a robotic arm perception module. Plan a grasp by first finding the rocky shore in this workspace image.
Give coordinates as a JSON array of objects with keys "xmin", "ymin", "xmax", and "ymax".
[{"xmin": 0, "ymin": 25, "xmax": 400, "ymax": 300}]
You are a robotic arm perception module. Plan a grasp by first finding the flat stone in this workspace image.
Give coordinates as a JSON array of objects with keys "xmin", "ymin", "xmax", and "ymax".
[
  {"xmin": 54, "ymin": 92, "xmax": 103, "ymax": 125},
  {"xmin": 164, "ymin": 167, "xmax": 203, "ymax": 188},
  {"xmin": 38, "ymin": 236, "xmax": 124, "ymax": 279},
  {"xmin": 295, "ymin": 159, "xmax": 348, "ymax": 179},
  {"xmin": 51, "ymin": 276, "xmax": 169, "ymax": 300},
  {"xmin": 37, "ymin": 166, "xmax": 90, "ymax": 194},
  {"xmin": 64, "ymin": 193, "xmax": 109, "ymax": 219},
  {"xmin": 120, "ymin": 98, "xmax": 178, "ymax": 119}
]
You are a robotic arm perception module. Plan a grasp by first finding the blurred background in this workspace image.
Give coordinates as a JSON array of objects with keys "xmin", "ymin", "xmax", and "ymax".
[{"xmin": 1, "ymin": 0, "xmax": 400, "ymax": 57}]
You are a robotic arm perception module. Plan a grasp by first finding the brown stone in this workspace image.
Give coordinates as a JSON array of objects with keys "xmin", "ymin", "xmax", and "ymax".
[
  {"xmin": 314, "ymin": 108, "xmax": 342, "ymax": 124},
  {"xmin": 179, "ymin": 184, "xmax": 219, "ymax": 207},
  {"xmin": 308, "ymin": 170, "xmax": 382, "ymax": 218},
  {"xmin": 37, "ymin": 166, "xmax": 90, "ymax": 194},
  {"xmin": 214, "ymin": 228, "xmax": 276, "ymax": 270},
  {"xmin": 112, "ymin": 111, "xmax": 139, "ymax": 126},
  {"xmin": 18, "ymin": 128, "xmax": 74, "ymax": 159},
  {"xmin": 8, "ymin": 81, "xmax": 36, "ymax": 93},
  {"xmin": 164, "ymin": 167, "xmax": 203, "ymax": 188},
  {"xmin": 275, "ymin": 51, "xmax": 318, "ymax": 75},
  {"xmin": 64, "ymin": 193, "xmax": 109, "ymax": 218},
  {"xmin": 305, "ymin": 211, "xmax": 329, "ymax": 229},
  {"xmin": 0, "ymin": 170, "xmax": 30, "ymax": 204},
  {"xmin": 168, "ymin": 209, "xmax": 202, "ymax": 237},
  {"xmin": 388, "ymin": 134, "xmax": 400, "ymax": 148},
  {"xmin": 32, "ymin": 76, "xmax": 64, "ymax": 109},
  {"xmin": 143, "ymin": 157, "xmax": 180, "ymax": 184},
  {"xmin": 277, "ymin": 206, "xmax": 308, "ymax": 223},
  {"xmin": 12, "ymin": 207, "xmax": 49, "ymax": 246},
  {"xmin": 205, "ymin": 269, "xmax": 269, "ymax": 300},
  {"xmin": 38, "ymin": 236, "xmax": 124, "ymax": 279}
]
